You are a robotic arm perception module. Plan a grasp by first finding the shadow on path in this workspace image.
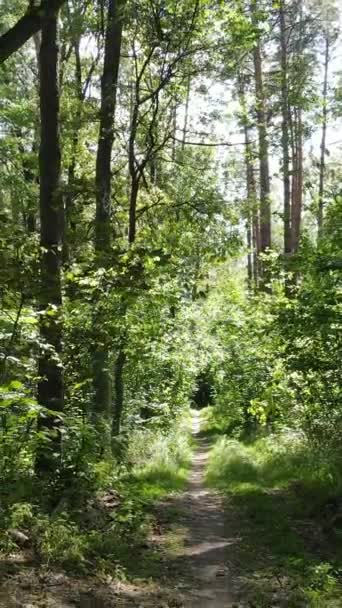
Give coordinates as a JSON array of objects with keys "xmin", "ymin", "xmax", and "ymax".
[{"xmin": 152, "ymin": 412, "xmax": 236, "ymax": 607}]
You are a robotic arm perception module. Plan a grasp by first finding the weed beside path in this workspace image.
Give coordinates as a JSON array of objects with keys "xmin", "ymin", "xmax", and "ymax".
[
  {"xmin": 0, "ymin": 421, "xmax": 193, "ymax": 607},
  {"xmin": 205, "ymin": 434, "xmax": 342, "ymax": 607}
]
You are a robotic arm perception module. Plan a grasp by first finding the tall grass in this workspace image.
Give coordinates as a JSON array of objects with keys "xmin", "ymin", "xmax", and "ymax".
[
  {"xmin": 126, "ymin": 415, "xmax": 193, "ymax": 499},
  {"xmin": 205, "ymin": 432, "xmax": 342, "ymax": 607},
  {"xmin": 206, "ymin": 432, "xmax": 342, "ymax": 500},
  {"xmin": 1, "ymin": 414, "xmax": 194, "ymax": 576}
]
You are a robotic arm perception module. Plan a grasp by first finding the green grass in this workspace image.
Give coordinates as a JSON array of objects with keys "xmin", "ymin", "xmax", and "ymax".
[
  {"xmin": 126, "ymin": 423, "xmax": 193, "ymax": 500},
  {"xmin": 206, "ymin": 434, "xmax": 342, "ymax": 607},
  {"xmin": 0, "ymin": 418, "xmax": 193, "ymax": 581},
  {"xmin": 198, "ymin": 405, "xmax": 231, "ymax": 438}
]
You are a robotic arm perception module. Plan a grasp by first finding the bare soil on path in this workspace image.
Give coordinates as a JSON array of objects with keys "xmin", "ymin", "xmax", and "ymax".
[
  {"xmin": 0, "ymin": 413, "xmax": 237, "ymax": 607},
  {"xmin": 153, "ymin": 411, "xmax": 234, "ymax": 607}
]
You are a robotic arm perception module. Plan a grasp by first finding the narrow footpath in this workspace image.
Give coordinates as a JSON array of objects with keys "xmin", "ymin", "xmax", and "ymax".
[
  {"xmin": 158, "ymin": 411, "xmax": 234, "ymax": 607},
  {"xmin": 0, "ymin": 413, "xmax": 237, "ymax": 607}
]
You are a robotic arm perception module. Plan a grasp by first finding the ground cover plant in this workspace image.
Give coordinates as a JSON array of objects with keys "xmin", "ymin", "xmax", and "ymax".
[
  {"xmin": 206, "ymin": 427, "xmax": 342, "ymax": 607},
  {"xmin": 0, "ymin": 0, "xmax": 341, "ymax": 604}
]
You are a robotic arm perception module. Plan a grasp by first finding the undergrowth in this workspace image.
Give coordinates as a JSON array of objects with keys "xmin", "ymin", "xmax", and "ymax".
[
  {"xmin": 206, "ymin": 431, "xmax": 342, "ymax": 607},
  {"xmin": 0, "ymin": 416, "xmax": 193, "ymax": 580}
]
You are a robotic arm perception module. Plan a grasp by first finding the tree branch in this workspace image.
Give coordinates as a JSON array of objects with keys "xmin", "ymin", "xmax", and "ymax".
[
  {"xmin": 0, "ymin": 0, "xmax": 66, "ymax": 64},
  {"xmin": 172, "ymin": 136, "xmax": 246, "ymax": 147}
]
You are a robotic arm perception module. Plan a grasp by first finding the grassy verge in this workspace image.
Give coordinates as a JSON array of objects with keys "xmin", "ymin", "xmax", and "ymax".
[
  {"xmin": 206, "ymin": 433, "xmax": 342, "ymax": 607},
  {"xmin": 0, "ymin": 416, "xmax": 193, "ymax": 582}
]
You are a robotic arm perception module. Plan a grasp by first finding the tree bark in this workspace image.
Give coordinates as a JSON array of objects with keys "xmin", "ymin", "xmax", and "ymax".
[
  {"xmin": 128, "ymin": 95, "xmax": 139, "ymax": 243},
  {"xmin": 251, "ymin": 6, "xmax": 271, "ymax": 256},
  {"xmin": 128, "ymin": 179, "xmax": 139, "ymax": 244},
  {"xmin": 95, "ymin": 0, "xmax": 125, "ymax": 256},
  {"xmin": 182, "ymin": 75, "xmax": 191, "ymax": 151},
  {"xmin": 279, "ymin": 0, "xmax": 292, "ymax": 255},
  {"xmin": 92, "ymin": 0, "xmax": 125, "ymax": 419},
  {"xmin": 36, "ymin": 4, "xmax": 64, "ymax": 477},
  {"xmin": 112, "ymin": 348, "xmax": 126, "ymax": 436},
  {"xmin": 318, "ymin": 35, "xmax": 329, "ymax": 236},
  {"xmin": 0, "ymin": 0, "xmax": 66, "ymax": 64},
  {"xmin": 63, "ymin": 32, "xmax": 83, "ymax": 264},
  {"xmin": 239, "ymin": 75, "xmax": 259, "ymax": 289},
  {"xmin": 291, "ymin": 107, "xmax": 303, "ymax": 252},
  {"xmin": 247, "ymin": 215, "xmax": 253, "ymax": 289},
  {"xmin": 253, "ymin": 209, "xmax": 261, "ymax": 287}
]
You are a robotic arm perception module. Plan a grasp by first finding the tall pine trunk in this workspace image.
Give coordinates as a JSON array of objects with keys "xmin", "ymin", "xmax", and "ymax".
[
  {"xmin": 291, "ymin": 107, "xmax": 303, "ymax": 252},
  {"xmin": 36, "ymin": 5, "xmax": 64, "ymax": 477},
  {"xmin": 318, "ymin": 35, "xmax": 329, "ymax": 236},
  {"xmin": 279, "ymin": 0, "xmax": 292, "ymax": 256},
  {"xmin": 239, "ymin": 75, "xmax": 259, "ymax": 289},
  {"xmin": 251, "ymin": 1, "xmax": 271, "ymax": 271}
]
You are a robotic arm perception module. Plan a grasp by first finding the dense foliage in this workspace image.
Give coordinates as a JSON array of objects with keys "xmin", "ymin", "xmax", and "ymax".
[{"xmin": 0, "ymin": 0, "xmax": 341, "ymax": 596}]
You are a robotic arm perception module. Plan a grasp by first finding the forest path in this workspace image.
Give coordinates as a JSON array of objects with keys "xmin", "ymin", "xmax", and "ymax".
[
  {"xmin": 153, "ymin": 410, "xmax": 235, "ymax": 607},
  {"xmin": 0, "ymin": 413, "xmax": 237, "ymax": 608}
]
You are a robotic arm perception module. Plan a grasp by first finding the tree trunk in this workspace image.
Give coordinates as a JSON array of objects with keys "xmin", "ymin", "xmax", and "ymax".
[
  {"xmin": 279, "ymin": 0, "xmax": 292, "ymax": 255},
  {"xmin": 128, "ymin": 178, "xmax": 139, "ymax": 244},
  {"xmin": 95, "ymin": 0, "xmax": 125, "ymax": 256},
  {"xmin": 112, "ymin": 348, "xmax": 126, "ymax": 436},
  {"xmin": 239, "ymin": 75, "xmax": 259, "ymax": 289},
  {"xmin": 318, "ymin": 35, "xmax": 329, "ymax": 236},
  {"xmin": 251, "ymin": 2, "xmax": 271, "ymax": 261},
  {"xmin": 93, "ymin": 0, "xmax": 125, "ymax": 419},
  {"xmin": 172, "ymin": 103, "xmax": 177, "ymax": 161},
  {"xmin": 247, "ymin": 215, "xmax": 253, "ymax": 289},
  {"xmin": 253, "ymin": 209, "xmax": 261, "ymax": 287},
  {"xmin": 291, "ymin": 107, "xmax": 303, "ymax": 252},
  {"xmin": 0, "ymin": 0, "xmax": 66, "ymax": 64},
  {"xmin": 63, "ymin": 34, "xmax": 82, "ymax": 264},
  {"xmin": 182, "ymin": 74, "xmax": 191, "ymax": 151},
  {"xmin": 128, "ymin": 95, "xmax": 139, "ymax": 244},
  {"xmin": 251, "ymin": 0, "xmax": 272, "ymax": 289},
  {"xmin": 36, "ymin": 5, "xmax": 64, "ymax": 477}
]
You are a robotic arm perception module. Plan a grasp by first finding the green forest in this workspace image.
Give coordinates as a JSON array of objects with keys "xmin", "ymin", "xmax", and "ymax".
[{"xmin": 0, "ymin": 0, "xmax": 341, "ymax": 606}]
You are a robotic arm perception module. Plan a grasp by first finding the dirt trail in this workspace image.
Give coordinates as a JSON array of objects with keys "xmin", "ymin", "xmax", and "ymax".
[
  {"xmin": 0, "ymin": 413, "xmax": 236, "ymax": 607},
  {"xmin": 159, "ymin": 411, "xmax": 234, "ymax": 607}
]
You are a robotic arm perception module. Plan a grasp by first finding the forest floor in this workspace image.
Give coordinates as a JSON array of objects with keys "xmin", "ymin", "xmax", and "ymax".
[
  {"xmin": 0, "ymin": 412, "xmax": 235, "ymax": 607},
  {"xmin": 1, "ymin": 414, "xmax": 342, "ymax": 607}
]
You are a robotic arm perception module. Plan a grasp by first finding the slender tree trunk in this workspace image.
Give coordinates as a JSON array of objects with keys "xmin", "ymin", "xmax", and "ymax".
[
  {"xmin": 36, "ymin": 5, "xmax": 64, "ymax": 477},
  {"xmin": 251, "ymin": 4, "xmax": 271, "ymax": 259},
  {"xmin": 93, "ymin": 0, "xmax": 125, "ymax": 419},
  {"xmin": 245, "ymin": 134, "xmax": 259, "ymax": 288},
  {"xmin": 279, "ymin": 0, "xmax": 292, "ymax": 255},
  {"xmin": 112, "ymin": 348, "xmax": 126, "ymax": 436},
  {"xmin": 128, "ymin": 97, "xmax": 139, "ymax": 244},
  {"xmin": 247, "ymin": 216, "xmax": 253, "ymax": 289},
  {"xmin": 291, "ymin": 107, "xmax": 303, "ymax": 252},
  {"xmin": 318, "ymin": 35, "xmax": 329, "ymax": 236},
  {"xmin": 291, "ymin": 0, "xmax": 304, "ymax": 253},
  {"xmin": 253, "ymin": 210, "xmax": 261, "ymax": 287},
  {"xmin": 95, "ymin": 0, "xmax": 125, "ymax": 255},
  {"xmin": 182, "ymin": 74, "xmax": 191, "ymax": 151},
  {"xmin": 63, "ymin": 34, "xmax": 82, "ymax": 264},
  {"xmin": 128, "ymin": 178, "xmax": 139, "ymax": 244},
  {"xmin": 239, "ymin": 76, "xmax": 259, "ymax": 289},
  {"xmin": 172, "ymin": 103, "xmax": 177, "ymax": 161}
]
